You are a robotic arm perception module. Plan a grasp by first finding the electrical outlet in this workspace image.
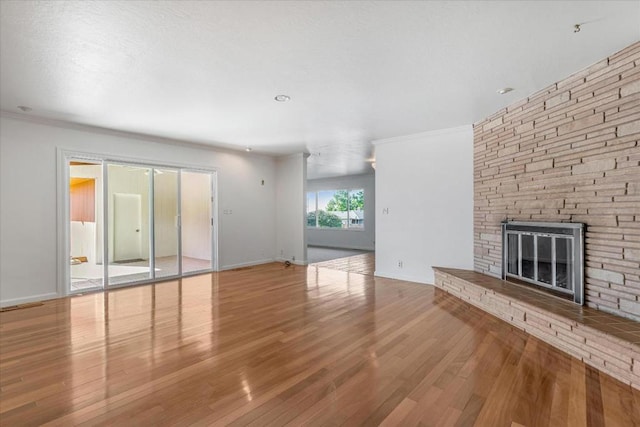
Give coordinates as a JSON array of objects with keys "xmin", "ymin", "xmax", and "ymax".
[
  {"xmin": 398, "ymin": 260, "xmax": 403, "ymax": 268},
  {"xmin": 383, "ymin": 208, "xmax": 389, "ymax": 215},
  {"xmin": 292, "ymin": 256, "xmax": 295, "ymax": 261},
  {"xmin": 280, "ymin": 249, "xmax": 284, "ymax": 256}
]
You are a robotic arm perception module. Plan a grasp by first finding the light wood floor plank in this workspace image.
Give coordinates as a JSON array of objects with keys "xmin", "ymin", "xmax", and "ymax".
[{"xmin": 1, "ymin": 256, "xmax": 638, "ymax": 425}]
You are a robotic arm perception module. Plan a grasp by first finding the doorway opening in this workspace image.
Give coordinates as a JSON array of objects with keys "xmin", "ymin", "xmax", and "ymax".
[{"xmin": 65, "ymin": 155, "xmax": 217, "ymax": 294}]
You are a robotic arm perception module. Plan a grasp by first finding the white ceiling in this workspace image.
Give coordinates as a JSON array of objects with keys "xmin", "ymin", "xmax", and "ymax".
[{"xmin": 1, "ymin": 1, "xmax": 638, "ymax": 179}]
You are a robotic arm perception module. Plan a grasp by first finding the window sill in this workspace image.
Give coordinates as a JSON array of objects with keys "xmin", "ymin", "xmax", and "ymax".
[{"xmin": 307, "ymin": 227, "xmax": 365, "ymax": 232}]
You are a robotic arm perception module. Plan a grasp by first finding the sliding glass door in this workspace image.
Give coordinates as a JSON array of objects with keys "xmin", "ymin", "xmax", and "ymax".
[
  {"xmin": 181, "ymin": 171, "xmax": 213, "ymax": 274},
  {"xmin": 66, "ymin": 156, "xmax": 216, "ymax": 293},
  {"xmin": 107, "ymin": 164, "xmax": 153, "ymax": 286},
  {"xmin": 154, "ymin": 168, "xmax": 180, "ymax": 279},
  {"xmin": 69, "ymin": 161, "xmax": 104, "ymax": 292}
]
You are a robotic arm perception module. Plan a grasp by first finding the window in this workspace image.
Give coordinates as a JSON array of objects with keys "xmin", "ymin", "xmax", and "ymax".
[{"xmin": 306, "ymin": 189, "xmax": 364, "ymax": 229}]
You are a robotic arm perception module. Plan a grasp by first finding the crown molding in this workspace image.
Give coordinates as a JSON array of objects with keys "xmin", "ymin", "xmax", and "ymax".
[
  {"xmin": 0, "ymin": 110, "xmax": 277, "ymax": 158},
  {"xmin": 371, "ymin": 124, "xmax": 472, "ymax": 146}
]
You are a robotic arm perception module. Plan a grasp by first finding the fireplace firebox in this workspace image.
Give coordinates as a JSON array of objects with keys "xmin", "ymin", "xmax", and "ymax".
[{"xmin": 501, "ymin": 221, "xmax": 584, "ymax": 305}]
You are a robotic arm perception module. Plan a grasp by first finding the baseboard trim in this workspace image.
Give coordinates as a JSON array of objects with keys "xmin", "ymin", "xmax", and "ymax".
[
  {"xmin": 0, "ymin": 292, "xmax": 60, "ymax": 308},
  {"xmin": 220, "ymin": 259, "xmax": 277, "ymax": 271},
  {"xmin": 275, "ymin": 257, "xmax": 307, "ymax": 266},
  {"xmin": 307, "ymin": 245, "xmax": 374, "ymax": 251},
  {"xmin": 374, "ymin": 270, "xmax": 433, "ymax": 285}
]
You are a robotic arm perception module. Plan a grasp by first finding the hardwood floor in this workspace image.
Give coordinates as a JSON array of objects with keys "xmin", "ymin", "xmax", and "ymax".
[
  {"xmin": 306, "ymin": 247, "xmax": 371, "ymax": 264},
  {"xmin": 1, "ymin": 261, "xmax": 638, "ymax": 426},
  {"xmin": 311, "ymin": 253, "xmax": 375, "ymax": 276}
]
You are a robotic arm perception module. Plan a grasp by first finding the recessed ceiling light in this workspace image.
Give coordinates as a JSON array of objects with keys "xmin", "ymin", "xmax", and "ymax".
[
  {"xmin": 245, "ymin": 147, "xmax": 252, "ymax": 152},
  {"xmin": 17, "ymin": 105, "xmax": 32, "ymax": 112},
  {"xmin": 274, "ymin": 95, "xmax": 290, "ymax": 102},
  {"xmin": 497, "ymin": 88, "xmax": 514, "ymax": 95}
]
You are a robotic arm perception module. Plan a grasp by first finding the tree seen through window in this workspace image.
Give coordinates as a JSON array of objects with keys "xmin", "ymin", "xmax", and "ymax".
[{"xmin": 306, "ymin": 189, "xmax": 364, "ymax": 229}]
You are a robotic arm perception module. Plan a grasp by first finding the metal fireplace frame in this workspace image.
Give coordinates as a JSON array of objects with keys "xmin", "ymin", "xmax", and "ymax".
[{"xmin": 501, "ymin": 221, "xmax": 585, "ymax": 305}]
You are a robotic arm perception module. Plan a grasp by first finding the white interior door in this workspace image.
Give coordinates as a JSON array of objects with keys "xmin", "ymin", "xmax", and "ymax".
[{"xmin": 114, "ymin": 193, "xmax": 142, "ymax": 261}]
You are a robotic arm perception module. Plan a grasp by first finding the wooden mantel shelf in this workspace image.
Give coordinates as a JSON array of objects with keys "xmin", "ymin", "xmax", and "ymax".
[{"xmin": 433, "ymin": 267, "xmax": 640, "ymax": 389}]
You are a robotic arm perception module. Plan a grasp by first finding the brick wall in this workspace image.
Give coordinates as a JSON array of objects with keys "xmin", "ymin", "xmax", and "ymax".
[{"xmin": 474, "ymin": 42, "xmax": 640, "ymax": 321}]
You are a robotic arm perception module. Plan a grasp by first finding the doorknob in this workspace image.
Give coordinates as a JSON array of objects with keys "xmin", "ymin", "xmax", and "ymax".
[{"xmin": 136, "ymin": 229, "xmax": 140, "ymax": 232}]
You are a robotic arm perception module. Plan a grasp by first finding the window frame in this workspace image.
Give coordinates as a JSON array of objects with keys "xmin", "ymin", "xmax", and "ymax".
[{"xmin": 306, "ymin": 188, "xmax": 365, "ymax": 231}]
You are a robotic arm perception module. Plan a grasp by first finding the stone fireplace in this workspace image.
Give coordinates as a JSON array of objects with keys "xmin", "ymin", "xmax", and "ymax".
[
  {"xmin": 434, "ymin": 41, "xmax": 640, "ymax": 391},
  {"xmin": 473, "ymin": 41, "xmax": 640, "ymax": 321},
  {"xmin": 501, "ymin": 221, "xmax": 584, "ymax": 304}
]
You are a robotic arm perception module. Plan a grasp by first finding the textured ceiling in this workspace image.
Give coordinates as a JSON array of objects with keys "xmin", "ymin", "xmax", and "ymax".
[{"xmin": 1, "ymin": 1, "xmax": 638, "ymax": 178}]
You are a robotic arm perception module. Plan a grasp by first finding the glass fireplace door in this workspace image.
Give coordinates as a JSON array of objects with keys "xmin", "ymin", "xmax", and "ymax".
[
  {"xmin": 502, "ymin": 221, "xmax": 583, "ymax": 305},
  {"xmin": 555, "ymin": 238, "xmax": 573, "ymax": 291},
  {"xmin": 507, "ymin": 232, "xmax": 565, "ymax": 289}
]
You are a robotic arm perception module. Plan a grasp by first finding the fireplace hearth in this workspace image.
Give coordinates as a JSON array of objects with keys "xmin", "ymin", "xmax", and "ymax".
[{"xmin": 501, "ymin": 221, "xmax": 584, "ymax": 304}]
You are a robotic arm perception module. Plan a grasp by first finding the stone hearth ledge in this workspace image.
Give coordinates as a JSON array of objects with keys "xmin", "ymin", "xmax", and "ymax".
[{"xmin": 433, "ymin": 267, "xmax": 640, "ymax": 390}]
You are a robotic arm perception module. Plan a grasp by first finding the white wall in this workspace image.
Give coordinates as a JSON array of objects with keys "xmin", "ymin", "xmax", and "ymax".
[
  {"xmin": 373, "ymin": 125, "xmax": 474, "ymax": 284},
  {"xmin": 0, "ymin": 115, "xmax": 278, "ymax": 306},
  {"xmin": 70, "ymin": 222, "xmax": 96, "ymax": 264},
  {"xmin": 275, "ymin": 153, "xmax": 307, "ymax": 264},
  {"xmin": 306, "ymin": 173, "xmax": 375, "ymax": 250}
]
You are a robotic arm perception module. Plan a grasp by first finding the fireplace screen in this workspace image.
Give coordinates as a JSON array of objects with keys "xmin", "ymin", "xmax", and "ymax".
[{"xmin": 502, "ymin": 221, "xmax": 584, "ymax": 304}]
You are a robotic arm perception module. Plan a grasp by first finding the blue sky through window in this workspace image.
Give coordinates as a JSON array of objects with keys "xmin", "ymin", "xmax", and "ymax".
[{"xmin": 317, "ymin": 190, "xmax": 337, "ymax": 211}]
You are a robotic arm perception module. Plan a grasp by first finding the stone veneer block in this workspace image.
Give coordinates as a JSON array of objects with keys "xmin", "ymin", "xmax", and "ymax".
[
  {"xmin": 433, "ymin": 267, "xmax": 640, "ymax": 390},
  {"xmin": 473, "ymin": 41, "xmax": 640, "ymax": 321}
]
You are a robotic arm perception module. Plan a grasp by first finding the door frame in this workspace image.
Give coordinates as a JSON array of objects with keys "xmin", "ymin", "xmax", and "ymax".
[{"xmin": 57, "ymin": 149, "xmax": 219, "ymax": 297}]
